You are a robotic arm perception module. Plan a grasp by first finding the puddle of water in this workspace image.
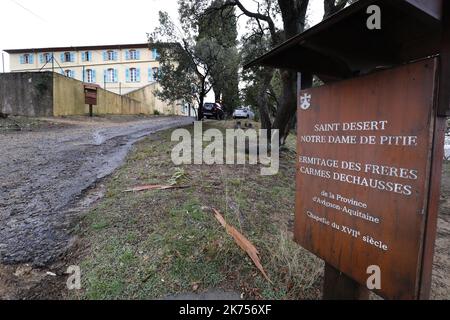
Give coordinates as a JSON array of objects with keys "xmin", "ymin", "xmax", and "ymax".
[{"xmin": 92, "ymin": 131, "xmax": 106, "ymax": 145}]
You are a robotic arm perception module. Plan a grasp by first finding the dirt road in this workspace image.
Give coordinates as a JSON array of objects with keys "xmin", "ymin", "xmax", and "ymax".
[{"xmin": 0, "ymin": 116, "xmax": 193, "ymax": 267}]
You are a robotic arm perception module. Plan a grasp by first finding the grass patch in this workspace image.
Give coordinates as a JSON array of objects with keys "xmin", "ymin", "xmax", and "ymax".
[{"xmin": 71, "ymin": 122, "xmax": 323, "ymax": 300}]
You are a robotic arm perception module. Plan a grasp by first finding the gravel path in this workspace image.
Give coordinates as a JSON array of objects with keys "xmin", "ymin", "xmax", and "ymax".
[{"xmin": 0, "ymin": 116, "xmax": 193, "ymax": 266}]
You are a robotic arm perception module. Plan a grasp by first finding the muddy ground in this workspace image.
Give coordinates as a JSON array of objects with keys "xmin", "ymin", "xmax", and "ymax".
[{"xmin": 0, "ymin": 116, "xmax": 193, "ymax": 299}]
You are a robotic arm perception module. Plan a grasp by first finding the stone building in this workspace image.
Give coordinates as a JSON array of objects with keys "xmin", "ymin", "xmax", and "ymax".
[{"xmin": 5, "ymin": 43, "xmax": 162, "ymax": 95}]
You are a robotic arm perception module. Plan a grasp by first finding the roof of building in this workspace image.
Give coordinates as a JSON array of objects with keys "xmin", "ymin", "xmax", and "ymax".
[
  {"xmin": 243, "ymin": 0, "xmax": 444, "ymax": 81},
  {"xmin": 4, "ymin": 43, "xmax": 155, "ymax": 54}
]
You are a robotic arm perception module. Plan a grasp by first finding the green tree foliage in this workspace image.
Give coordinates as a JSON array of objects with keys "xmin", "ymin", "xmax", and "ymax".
[
  {"xmin": 148, "ymin": 12, "xmax": 209, "ymax": 119},
  {"xmin": 149, "ymin": 2, "xmax": 241, "ymax": 120},
  {"xmin": 197, "ymin": 0, "xmax": 353, "ymax": 143},
  {"xmin": 194, "ymin": 0, "xmax": 310, "ymax": 142},
  {"xmin": 196, "ymin": 0, "xmax": 241, "ymax": 115},
  {"xmin": 240, "ymin": 27, "xmax": 276, "ymax": 133}
]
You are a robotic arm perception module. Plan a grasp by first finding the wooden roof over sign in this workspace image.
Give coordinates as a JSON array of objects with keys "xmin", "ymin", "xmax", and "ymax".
[{"xmin": 244, "ymin": 0, "xmax": 444, "ymax": 81}]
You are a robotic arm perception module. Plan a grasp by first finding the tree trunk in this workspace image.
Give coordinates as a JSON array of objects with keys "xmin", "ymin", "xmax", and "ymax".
[
  {"xmin": 256, "ymin": 69, "xmax": 274, "ymax": 138},
  {"xmin": 272, "ymin": 0, "xmax": 309, "ymax": 144},
  {"xmin": 198, "ymin": 82, "xmax": 205, "ymax": 121},
  {"xmin": 214, "ymin": 85, "xmax": 222, "ymax": 103},
  {"xmin": 272, "ymin": 69, "xmax": 297, "ymax": 144}
]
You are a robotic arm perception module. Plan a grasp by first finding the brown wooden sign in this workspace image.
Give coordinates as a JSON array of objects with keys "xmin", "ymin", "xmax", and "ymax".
[
  {"xmin": 84, "ymin": 84, "xmax": 99, "ymax": 105},
  {"xmin": 295, "ymin": 58, "xmax": 441, "ymax": 299}
]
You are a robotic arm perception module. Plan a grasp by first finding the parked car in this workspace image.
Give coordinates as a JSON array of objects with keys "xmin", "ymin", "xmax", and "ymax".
[
  {"xmin": 202, "ymin": 103, "xmax": 225, "ymax": 120},
  {"xmin": 233, "ymin": 107, "xmax": 255, "ymax": 120},
  {"xmin": 445, "ymin": 135, "xmax": 450, "ymax": 160}
]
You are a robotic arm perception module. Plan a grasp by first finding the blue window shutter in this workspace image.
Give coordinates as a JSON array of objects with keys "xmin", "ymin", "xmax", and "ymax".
[
  {"xmin": 125, "ymin": 51, "xmax": 130, "ymax": 60},
  {"xmin": 39, "ymin": 54, "xmax": 44, "ymax": 64},
  {"xmin": 148, "ymin": 68, "xmax": 155, "ymax": 82},
  {"xmin": 20, "ymin": 55, "xmax": 24, "ymax": 64},
  {"xmin": 104, "ymin": 70, "xmax": 107, "ymax": 82},
  {"xmin": 114, "ymin": 69, "xmax": 118, "ymax": 82},
  {"xmin": 136, "ymin": 50, "xmax": 141, "ymax": 60},
  {"xmin": 152, "ymin": 49, "xmax": 156, "ymax": 60},
  {"xmin": 60, "ymin": 53, "xmax": 65, "ymax": 62},
  {"xmin": 82, "ymin": 52, "xmax": 86, "ymax": 62},
  {"xmin": 29, "ymin": 54, "xmax": 34, "ymax": 64},
  {"xmin": 70, "ymin": 52, "xmax": 75, "ymax": 62},
  {"xmin": 103, "ymin": 51, "xmax": 107, "ymax": 61},
  {"xmin": 114, "ymin": 51, "xmax": 118, "ymax": 61},
  {"xmin": 136, "ymin": 68, "xmax": 141, "ymax": 82},
  {"xmin": 153, "ymin": 67, "xmax": 159, "ymax": 80},
  {"xmin": 92, "ymin": 70, "xmax": 96, "ymax": 83},
  {"xmin": 126, "ymin": 69, "xmax": 130, "ymax": 82},
  {"xmin": 71, "ymin": 70, "xmax": 75, "ymax": 78},
  {"xmin": 89, "ymin": 51, "xmax": 92, "ymax": 61}
]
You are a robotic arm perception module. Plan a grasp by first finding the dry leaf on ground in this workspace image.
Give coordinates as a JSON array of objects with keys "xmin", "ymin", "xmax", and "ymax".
[
  {"xmin": 212, "ymin": 208, "xmax": 272, "ymax": 283},
  {"xmin": 124, "ymin": 185, "xmax": 189, "ymax": 192}
]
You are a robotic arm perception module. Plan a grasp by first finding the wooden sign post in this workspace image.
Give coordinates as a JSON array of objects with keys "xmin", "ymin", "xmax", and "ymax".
[
  {"xmin": 245, "ymin": 0, "xmax": 449, "ymax": 300},
  {"xmin": 84, "ymin": 84, "xmax": 100, "ymax": 117},
  {"xmin": 295, "ymin": 58, "xmax": 442, "ymax": 300}
]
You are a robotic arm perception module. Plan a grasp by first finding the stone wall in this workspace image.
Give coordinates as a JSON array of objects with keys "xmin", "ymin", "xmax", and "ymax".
[
  {"xmin": 0, "ymin": 71, "xmax": 182, "ymax": 117},
  {"xmin": 125, "ymin": 83, "xmax": 183, "ymax": 115},
  {"xmin": 53, "ymin": 73, "xmax": 152, "ymax": 116},
  {"xmin": 0, "ymin": 72, "xmax": 53, "ymax": 117}
]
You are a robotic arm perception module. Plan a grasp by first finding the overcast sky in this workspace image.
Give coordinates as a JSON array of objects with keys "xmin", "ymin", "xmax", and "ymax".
[{"xmin": 0, "ymin": 0, "xmax": 324, "ymax": 71}]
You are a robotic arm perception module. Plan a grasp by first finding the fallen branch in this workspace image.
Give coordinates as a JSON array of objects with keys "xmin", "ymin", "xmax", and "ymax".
[
  {"xmin": 212, "ymin": 208, "xmax": 272, "ymax": 283},
  {"xmin": 124, "ymin": 185, "xmax": 190, "ymax": 192}
]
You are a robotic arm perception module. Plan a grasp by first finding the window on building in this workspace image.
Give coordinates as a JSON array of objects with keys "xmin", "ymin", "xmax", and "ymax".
[
  {"xmin": 64, "ymin": 52, "xmax": 72, "ymax": 63},
  {"xmin": 128, "ymin": 49, "xmax": 140, "ymax": 60},
  {"xmin": 127, "ymin": 68, "xmax": 140, "ymax": 83},
  {"xmin": 130, "ymin": 68, "xmax": 137, "ymax": 82},
  {"xmin": 107, "ymin": 51, "xmax": 115, "ymax": 61},
  {"xmin": 148, "ymin": 67, "xmax": 159, "ymax": 82},
  {"xmin": 23, "ymin": 54, "xmax": 31, "ymax": 64},
  {"xmin": 107, "ymin": 68, "xmax": 116, "ymax": 83},
  {"xmin": 86, "ymin": 69, "xmax": 93, "ymax": 83},
  {"xmin": 152, "ymin": 49, "xmax": 160, "ymax": 60},
  {"xmin": 44, "ymin": 53, "xmax": 52, "ymax": 63},
  {"xmin": 152, "ymin": 67, "xmax": 159, "ymax": 80},
  {"xmin": 84, "ymin": 51, "xmax": 91, "ymax": 62},
  {"xmin": 65, "ymin": 70, "xmax": 74, "ymax": 78}
]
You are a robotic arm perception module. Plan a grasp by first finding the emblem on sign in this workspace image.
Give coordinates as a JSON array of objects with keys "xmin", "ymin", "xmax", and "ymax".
[{"xmin": 300, "ymin": 93, "xmax": 312, "ymax": 110}]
